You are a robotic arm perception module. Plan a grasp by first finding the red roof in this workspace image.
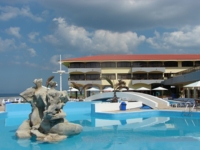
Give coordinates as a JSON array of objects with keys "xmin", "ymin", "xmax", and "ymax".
[{"xmin": 62, "ymin": 54, "xmax": 200, "ymax": 62}]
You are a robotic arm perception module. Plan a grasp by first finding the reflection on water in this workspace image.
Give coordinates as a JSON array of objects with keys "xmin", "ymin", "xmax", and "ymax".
[{"xmin": 1, "ymin": 114, "xmax": 200, "ymax": 150}]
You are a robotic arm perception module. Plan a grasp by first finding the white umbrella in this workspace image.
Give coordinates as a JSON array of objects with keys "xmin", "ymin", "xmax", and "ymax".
[
  {"xmin": 103, "ymin": 87, "xmax": 114, "ymax": 92},
  {"xmin": 86, "ymin": 87, "xmax": 100, "ymax": 91},
  {"xmin": 152, "ymin": 87, "xmax": 168, "ymax": 90},
  {"xmin": 184, "ymin": 81, "xmax": 200, "ymax": 88},
  {"xmin": 136, "ymin": 87, "xmax": 150, "ymax": 91},
  {"xmin": 121, "ymin": 88, "xmax": 135, "ymax": 91},
  {"xmin": 120, "ymin": 88, "xmax": 128, "ymax": 91},
  {"xmin": 152, "ymin": 87, "xmax": 168, "ymax": 98},
  {"xmin": 67, "ymin": 87, "xmax": 79, "ymax": 92}
]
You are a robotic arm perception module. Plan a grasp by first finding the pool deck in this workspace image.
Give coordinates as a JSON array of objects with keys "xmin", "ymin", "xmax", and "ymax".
[
  {"xmin": 104, "ymin": 107, "xmax": 194, "ymax": 113},
  {"xmin": 0, "ymin": 104, "xmax": 196, "ymax": 113}
]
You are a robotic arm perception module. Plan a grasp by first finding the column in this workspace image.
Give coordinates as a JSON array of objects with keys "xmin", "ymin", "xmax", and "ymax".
[
  {"xmin": 187, "ymin": 88, "xmax": 190, "ymax": 98},
  {"xmin": 194, "ymin": 88, "xmax": 197, "ymax": 98},
  {"xmin": 84, "ymin": 88, "xmax": 87, "ymax": 98},
  {"xmin": 100, "ymin": 86, "xmax": 103, "ymax": 93}
]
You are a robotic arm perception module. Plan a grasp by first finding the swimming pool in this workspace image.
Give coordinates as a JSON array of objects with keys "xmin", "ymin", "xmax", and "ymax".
[{"xmin": 1, "ymin": 104, "xmax": 200, "ymax": 150}]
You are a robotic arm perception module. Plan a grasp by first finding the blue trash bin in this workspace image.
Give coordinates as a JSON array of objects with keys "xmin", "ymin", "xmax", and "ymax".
[{"xmin": 120, "ymin": 102, "xmax": 127, "ymax": 111}]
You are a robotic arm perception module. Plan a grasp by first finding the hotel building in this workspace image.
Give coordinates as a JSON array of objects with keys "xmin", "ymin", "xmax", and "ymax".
[{"xmin": 62, "ymin": 54, "xmax": 200, "ymax": 97}]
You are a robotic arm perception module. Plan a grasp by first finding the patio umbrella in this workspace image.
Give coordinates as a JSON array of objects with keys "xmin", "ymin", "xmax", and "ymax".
[
  {"xmin": 103, "ymin": 87, "xmax": 114, "ymax": 92},
  {"xmin": 86, "ymin": 87, "xmax": 100, "ymax": 91},
  {"xmin": 152, "ymin": 87, "xmax": 168, "ymax": 90},
  {"xmin": 67, "ymin": 87, "xmax": 79, "ymax": 92},
  {"xmin": 152, "ymin": 87, "xmax": 168, "ymax": 98},
  {"xmin": 121, "ymin": 88, "xmax": 135, "ymax": 91},
  {"xmin": 184, "ymin": 81, "xmax": 200, "ymax": 88},
  {"xmin": 121, "ymin": 88, "xmax": 128, "ymax": 91},
  {"xmin": 136, "ymin": 87, "xmax": 150, "ymax": 91},
  {"xmin": 67, "ymin": 87, "xmax": 79, "ymax": 99}
]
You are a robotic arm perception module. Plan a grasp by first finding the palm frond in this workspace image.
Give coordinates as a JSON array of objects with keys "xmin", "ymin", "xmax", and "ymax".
[
  {"xmin": 82, "ymin": 84, "xmax": 93, "ymax": 91},
  {"xmin": 71, "ymin": 82, "xmax": 81, "ymax": 92},
  {"xmin": 114, "ymin": 80, "xmax": 126, "ymax": 89},
  {"xmin": 80, "ymin": 84, "xmax": 93, "ymax": 95},
  {"xmin": 46, "ymin": 76, "xmax": 54, "ymax": 87},
  {"xmin": 101, "ymin": 76, "xmax": 114, "ymax": 88}
]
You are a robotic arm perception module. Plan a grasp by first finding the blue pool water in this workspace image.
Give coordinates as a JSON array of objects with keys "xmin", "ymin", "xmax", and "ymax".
[{"xmin": 1, "ymin": 110, "xmax": 200, "ymax": 150}]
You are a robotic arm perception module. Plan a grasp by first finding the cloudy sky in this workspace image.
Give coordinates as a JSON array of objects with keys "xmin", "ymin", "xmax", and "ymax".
[{"xmin": 1, "ymin": 0, "xmax": 200, "ymax": 94}]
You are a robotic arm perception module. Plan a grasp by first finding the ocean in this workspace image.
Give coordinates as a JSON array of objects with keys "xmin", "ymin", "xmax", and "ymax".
[{"xmin": 0, "ymin": 93, "xmax": 20, "ymax": 97}]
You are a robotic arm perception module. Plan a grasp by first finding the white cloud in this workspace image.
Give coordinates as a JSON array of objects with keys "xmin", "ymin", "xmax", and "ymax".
[
  {"xmin": 28, "ymin": 32, "xmax": 40, "ymax": 42},
  {"xmin": 50, "ymin": 55, "xmax": 60, "ymax": 65},
  {"xmin": 28, "ymin": 32, "xmax": 39, "ymax": 40},
  {"xmin": 92, "ymin": 30, "xmax": 145, "ymax": 53},
  {"xmin": 0, "ymin": 6, "xmax": 43, "ymax": 22},
  {"xmin": 6, "ymin": 27, "xmax": 21, "ymax": 38},
  {"xmin": 147, "ymin": 26, "xmax": 200, "ymax": 51},
  {"xmin": 44, "ymin": 17, "xmax": 146, "ymax": 54},
  {"xmin": 27, "ymin": 48, "xmax": 36, "ymax": 57},
  {"xmin": 0, "ymin": 37, "xmax": 16, "ymax": 52}
]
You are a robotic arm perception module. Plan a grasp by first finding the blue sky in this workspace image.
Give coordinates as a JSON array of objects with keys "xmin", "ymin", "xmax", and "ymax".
[{"xmin": 1, "ymin": 0, "xmax": 200, "ymax": 93}]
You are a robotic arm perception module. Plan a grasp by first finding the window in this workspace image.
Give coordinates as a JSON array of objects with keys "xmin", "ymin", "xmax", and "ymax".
[
  {"xmin": 101, "ymin": 62, "xmax": 116, "ymax": 68},
  {"xmin": 117, "ymin": 62, "xmax": 131, "ymax": 67},
  {"xmin": 164, "ymin": 73, "xmax": 171, "ymax": 79},
  {"xmin": 85, "ymin": 62, "xmax": 100, "ymax": 68},
  {"xmin": 148, "ymin": 61, "xmax": 163, "ymax": 67},
  {"xmin": 149, "ymin": 73, "xmax": 163, "ymax": 79},
  {"xmin": 117, "ymin": 74, "xmax": 131, "ymax": 79},
  {"xmin": 70, "ymin": 62, "xmax": 85, "ymax": 68},
  {"xmin": 102, "ymin": 74, "xmax": 116, "ymax": 80},
  {"xmin": 70, "ymin": 74, "xmax": 85, "ymax": 80},
  {"xmin": 182, "ymin": 61, "xmax": 193, "ymax": 67},
  {"xmin": 86, "ymin": 74, "xmax": 100, "ymax": 80},
  {"xmin": 132, "ymin": 62, "xmax": 147, "ymax": 67},
  {"xmin": 132, "ymin": 73, "xmax": 147, "ymax": 79},
  {"xmin": 164, "ymin": 61, "xmax": 178, "ymax": 67},
  {"xmin": 195, "ymin": 61, "xmax": 200, "ymax": 66}
]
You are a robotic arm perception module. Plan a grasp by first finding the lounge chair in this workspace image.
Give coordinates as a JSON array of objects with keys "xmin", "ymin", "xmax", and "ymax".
[{"xmin": 2, "ymin": 99, "xmax": 10, "ymax": 105}]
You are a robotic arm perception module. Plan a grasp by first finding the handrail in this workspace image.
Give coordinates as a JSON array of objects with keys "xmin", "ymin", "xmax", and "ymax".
[
  {"xmin": 182, "ymin": 103, "xmax": 193, "ymax": 116},
  {"xmin": 174, "ymin": 66, "xmax": 200, "ymax": 77}
]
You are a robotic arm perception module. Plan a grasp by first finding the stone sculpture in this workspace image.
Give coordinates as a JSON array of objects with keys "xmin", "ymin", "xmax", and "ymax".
[{"xmin": 16, "ymin": 77, "xmax": 82, "ymax": 142}]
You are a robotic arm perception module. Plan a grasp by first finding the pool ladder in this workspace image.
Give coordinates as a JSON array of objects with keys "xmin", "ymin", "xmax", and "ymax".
[{"xmin": 182, "ymin": 104, "xmax": 195, "ymax": 116}]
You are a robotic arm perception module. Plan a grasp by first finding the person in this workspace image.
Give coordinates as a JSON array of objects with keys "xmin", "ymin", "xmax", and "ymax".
[{"xmin": 156, "ymin": 91, "xmax": 160, "ymax": 97}]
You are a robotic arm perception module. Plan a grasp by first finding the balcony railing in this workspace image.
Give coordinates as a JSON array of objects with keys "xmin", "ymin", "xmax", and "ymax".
[
  {"xmin": 68, "ymin": 79, "xmax": 102, "ymax": 85},
  {"xmin": 132, "ymin": 77, "xmax": 164, "ymax": 80},
  {"xmin": 132, "ymin": 64, "xmax": 165, "ymax": 67},
  {"xmin": 68, "ymin": 66, "xmax": 101, "ymax": 68},
  {"xmin": 132, "ymin": 78, "xmax": 164, "ymax": 85},
  {"xmin": 69, "ymin": 78, "xmax": 101, "ymax": 81},
  {"xmin": 68, "ymin": 68, "xmax": 101, "ymax": 73}
]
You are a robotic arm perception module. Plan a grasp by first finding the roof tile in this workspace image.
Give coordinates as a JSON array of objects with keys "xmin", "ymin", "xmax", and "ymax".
[{"xmin": 62, "ymin": 54, "xmax": 200, "ymax": 62}]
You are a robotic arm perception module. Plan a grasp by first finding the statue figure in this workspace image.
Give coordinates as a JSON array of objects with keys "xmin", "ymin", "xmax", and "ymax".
[{"xmin": 16, "ymin": 76, "xmax": 82, "ymax": 142}]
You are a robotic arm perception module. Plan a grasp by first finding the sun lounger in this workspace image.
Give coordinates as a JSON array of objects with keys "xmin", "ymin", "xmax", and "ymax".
[{"xmin": 2, "ymin": 99, "xmax": 10, "ymax": 105}]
